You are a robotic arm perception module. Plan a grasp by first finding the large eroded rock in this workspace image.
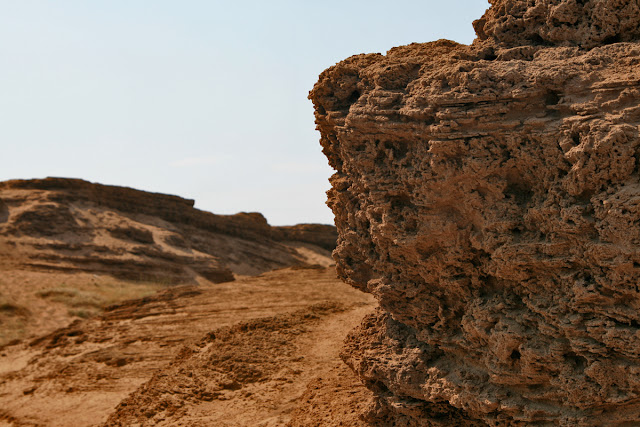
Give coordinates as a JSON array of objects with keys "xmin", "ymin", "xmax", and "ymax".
[{"xmin": 311, "ymin": 0, "xmax": 640, "ymax": 425}]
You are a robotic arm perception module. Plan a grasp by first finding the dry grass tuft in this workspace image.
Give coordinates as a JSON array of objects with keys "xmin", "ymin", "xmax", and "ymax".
[
  {"xmin": 0, "ymin": 291, "xmax": 30, "ymax": 347},
  {"xmin": 37, "ymin": 281, "xmax": 163, "ymax": 319}
]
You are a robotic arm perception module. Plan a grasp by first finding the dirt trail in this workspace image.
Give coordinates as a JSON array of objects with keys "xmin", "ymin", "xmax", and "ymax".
[
  {"xmin": 0, "ymin": 267, "xmax": 375, "ymax": 426},
  {"xmin": 104, "ymin": 303, "xmax": 374, "ymax": 426}
]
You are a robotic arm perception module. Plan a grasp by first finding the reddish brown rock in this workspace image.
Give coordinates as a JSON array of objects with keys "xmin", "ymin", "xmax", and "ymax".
[
  {"xmin": 474, "ymin": 0, "xmax": 640, "ymax": 49},
  {"xmin": 311, "ymin": 1, "xmax": 640, "ymax": 425}
]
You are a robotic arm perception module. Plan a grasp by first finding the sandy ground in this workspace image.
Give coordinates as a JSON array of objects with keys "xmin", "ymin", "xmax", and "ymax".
[{"xmin": 0, "ymin": 267, "xmax": 376, "ymax": 426}]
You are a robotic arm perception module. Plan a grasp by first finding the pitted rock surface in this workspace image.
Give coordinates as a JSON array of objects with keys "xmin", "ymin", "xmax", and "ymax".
[
  {"xmin": 311, "ymin": 2, "xmax": 640, "ymax": 425},
  {"xmin": 474, "ymin": 0, "xmax": 640, "ymax": 49}
]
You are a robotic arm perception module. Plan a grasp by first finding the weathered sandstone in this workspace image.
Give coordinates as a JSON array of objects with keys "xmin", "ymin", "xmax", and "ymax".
[
  {"xmin": 311, "ymin": 0, "xmax": 640, "ymax": 424},
  {"xmin": 0, "ymin": 178, "xmax": 337, "ymax": 282}
]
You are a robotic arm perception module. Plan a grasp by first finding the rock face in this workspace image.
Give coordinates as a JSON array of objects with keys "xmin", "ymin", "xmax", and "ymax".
[
  {"xmin": 0, "ymin": 178, "xmax": 337, "ymax": 282},
  {"xmin": 474, "ymin": 0, "xmax": 640, "ymax": 49},
  {"xmin": 311, "ymin": 1, "xmax": 640, "ymax": 425}
]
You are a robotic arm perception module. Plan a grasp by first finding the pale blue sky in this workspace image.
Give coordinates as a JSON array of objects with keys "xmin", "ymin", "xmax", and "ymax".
[{"xmin": 1, "ymin": 1, "xmax": 489, "ymax": 225}]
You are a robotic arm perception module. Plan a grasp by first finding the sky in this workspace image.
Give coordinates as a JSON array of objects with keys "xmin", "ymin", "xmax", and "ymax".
[{"xmin": 0, "ymin": 0, "xmax": 490, "ymax": 226}]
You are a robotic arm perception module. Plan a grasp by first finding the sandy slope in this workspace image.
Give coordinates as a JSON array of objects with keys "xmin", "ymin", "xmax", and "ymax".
[
  {"xmin": 0, "ymin": 178, "xmax": 372, "ymax": 425},
  {"xmin": 0, "ymin": 267, "xmax": 375, "ymax": 426},
  {"xmin": 0, "ymin": 178, "xmax": 338, "ymax": 348}
]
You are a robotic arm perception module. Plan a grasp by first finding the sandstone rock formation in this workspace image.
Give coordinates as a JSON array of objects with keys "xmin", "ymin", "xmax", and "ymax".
[
  {"xmin": 0, "ymin": 178, "xmax": 336, "ymax": 282},
  {"xmin": 311, "ymin": 0, "xmax": 640, "ymax": 424}
]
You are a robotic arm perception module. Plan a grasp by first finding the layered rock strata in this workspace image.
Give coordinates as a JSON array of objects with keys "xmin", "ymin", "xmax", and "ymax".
[
  {"xmin": 0, "ymin": 178, "xmax": 337, "ymax": 282},
  {"xmin": 311, "ymin": 0, "xmax": 640, "ymax": 424}
]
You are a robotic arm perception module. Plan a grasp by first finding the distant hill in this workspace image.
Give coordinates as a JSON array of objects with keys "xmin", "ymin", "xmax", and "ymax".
[
  {"xmin": 0, "ymin": 177, "xmax": 337, "ymax": 346},
  {"xmin": 0, "ymin": 177, "xmax": 337, "ymax": 283}
]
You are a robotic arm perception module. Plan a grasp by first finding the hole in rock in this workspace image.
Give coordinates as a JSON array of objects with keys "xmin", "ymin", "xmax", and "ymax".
[
  {"xmin": 572, "ymin": 133, "xmax": 581, "ymax": 145},
  {"xmin": 530, "ymin": 34, "xmax": 551, "ymax": 46},
  {"xmin": 575, "ymin": 190, "xmax": 594, "ymax": 204},
  {"xmin": 557, "ymin": 167, "xmax": 569, "ymax": 179},
  {"xmin": 545, "ymin": 90, "xmax": 561, "ymax": 106},
  {"xmin": 504, "ymin": 180, "xmax": 533, "ymax": 206},
  {"xmin": 564, "ymin": 352, "xmax": 587, "ymax": 371},
  {"xmin": 404, "ymin": 218, "xmax": 418, "ymax": 233},
  {"xmin": 484, "ymin": 52, "xmax": 497, "ymax": 61},
  {"xmin": 384, "ymin": 140, "xmax": 409, "ymax": 161},
  {"xmin": 603, "ymin": 34, "xmax": 621, "ymax": 45},
  {"xmin": 387, "ymin": 112, "xmax": 409, "ymax": 123},
  {"xmin": 510, "ymin": 227, "xmax": 523, "ymax": 235},
  {"xmin": 481, "ymin": 47, "xmax": 497, "ymax": 61},
  {"xmin": 390, "ymin": 193, "xmax": 413, "ymax": 210},
  {"xmin": 347, "ymin": 90, "xmax": 361, "ymax": 104},
  {"xmin": 366, "ymin": 380, "xmax": 390, "ymax": 394},
  {"xmin": 509, "ymin": 349, "xmax": 521, "ymax": 361}
]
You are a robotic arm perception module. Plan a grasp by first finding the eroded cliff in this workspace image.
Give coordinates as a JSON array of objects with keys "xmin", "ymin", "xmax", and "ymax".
[
  {"xmin": 0, "ymin": 177, "xmax": 337, "ymax": 282},
  {"xmin": 311, "ymin": 0, "xmax": 640, "ymax": 425}
]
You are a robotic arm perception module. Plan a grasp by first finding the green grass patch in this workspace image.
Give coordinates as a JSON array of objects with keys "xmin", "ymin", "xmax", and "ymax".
[{"xmin": 36, "ymin": 281, "xmax": 163, "ymax": 319}]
